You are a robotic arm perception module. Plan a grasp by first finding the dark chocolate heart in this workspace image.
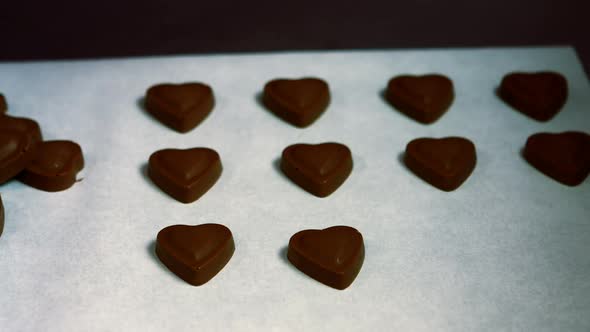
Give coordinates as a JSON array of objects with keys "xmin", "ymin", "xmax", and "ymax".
[
  {"xmin": 145, "ymin": 82, "xmax": 215, "ymax": 133},
  {"xmin": 499, "ymin": 72, "xmax": 568, "ymax": 121},
  {"xmin": 280, "ymin": 142, "xmax": 353, "ymax": 197},
  {"xmin": 404, "ymin": 137, "xmax": 477, "ymax": 191},
  {"xmin": 148, "ymin": 147, "xmax": 222, "ymax": 203},
  {"xmin": 0, "ymin": 115, "xmax": 43, "ymax": 143},
  {"xmin": 0, "ymin": 130, "xmax": 38, "ymax": 184},
  {"xmin": 287, "ymin": 225, "xmax": 364, "ymax": 290},
  {"xmin": 385, "ymin": 74, "xmax": 454, "ymax": 124},
  {"xmin": 524, "ymin": 131, "xmax": 590, "ymax": 186},
  {"xmin": 263, "ymin": 78, "xmax": 330, "ymax": 127},
  {"xmin": 18, "ymin": 140, "xmax": 84, "ymax": 192},
  {"xmin": 156, "ymin": 223, "xmax": 235, "ymax": 286}
]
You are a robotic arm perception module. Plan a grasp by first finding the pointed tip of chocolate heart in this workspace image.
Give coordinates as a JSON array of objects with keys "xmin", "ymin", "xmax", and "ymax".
[
  {"xmin": 404, "ymin": 136, "xmax": 477, "ymax": 191},
  {"xmin": 263, "ymin": 77, "xmax": 330, "ymax": 127},
  {"xmin": 156, "ymin": 223, "xmax": 235, "ymax": 286},
  {"xmin": 148, "ymin": 147, "xmax": 222, "ymax": 203},
  {"xmin": 524, "ymin": 131, "xmax": 590, "ymax": 186},
  {"xmin": 281, "ymin": 142, "xmax": 353, "ymax": 197},
  {"xmin": 287, "ymin": 225, "xmax": 364, "ymax": 290},
  {"xmin": 145, "ymin": 82, "xmax": 215, "ymax": 133},
  {"xmin": 499, "ymin": 71, "xmax": 568, "ymax": 122},
  {"xmin": 385, "ymin": 74, "xmax": 454, "ymax": 124}
]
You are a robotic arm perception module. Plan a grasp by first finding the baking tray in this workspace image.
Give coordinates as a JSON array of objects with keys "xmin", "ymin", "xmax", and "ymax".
[{"xmin": 1, "ymin": 47, "xmax": 589, "ymax": 331}]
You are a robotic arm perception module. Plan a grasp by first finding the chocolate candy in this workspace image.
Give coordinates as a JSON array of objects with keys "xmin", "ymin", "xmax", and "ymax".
[
  {"xmin": 145, "ymin": 83, "xmax": 215, "ymax": 133},
  {"xmin": 499, "ymin": 72, "xmax": 568, "ymax": 121},
  {"xmin": 524, "ymin": 131, "xmax": 590, "ymax": 186},
  {"xmin": 18, "ymin": 140, "xmax": 84, "ymax": 192},
  {"xmin": 404, "ymin": 137, "xmax": 477, "ymax": 191},
  {"xmin": 0, "ymin": 194, "xmax": 4, "ymax": 238},
  {"xmin": 0, "ymin": 93, "xmax": 6, "ymax": 113},
  {"xmin": 0, "ymin": 115, "xmax": 42, "ymax": 143},
  {"xmin": 156, "ymin": 223, "xmax": 234, "ymax": 286},
  {"xmin": 0, "ymin": 116, "xmax": 43, "ymax": 184},
  {"xmin": 263, "ymin": 78, "xmax": 330, "ymax": 127},
  {"xmin": 385, "ymin": 74, "xmax": 454, "ymax": 124},
  {"xmin": 148, "ymin": 147, "xmax": 222, "ymax": 203},
  {"xmin": 287, "ymin": 225, "xmax": 364, "ymax": 290},
  {"xmin": 0, "ymin": 130, "xmax": 34, "ymax": 184},
  {"xmin": 281, "ymin": 142, "xmax": 353, "ymax": 197}
]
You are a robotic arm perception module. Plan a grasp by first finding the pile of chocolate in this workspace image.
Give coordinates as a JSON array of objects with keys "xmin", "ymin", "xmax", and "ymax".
[
  {"xmin": 0, "ymin": 94, "xmax": 84, "ymax": 238},
  {"xmin": 140, "ymin": 72, "xmax": 589, "ymax": 289}
]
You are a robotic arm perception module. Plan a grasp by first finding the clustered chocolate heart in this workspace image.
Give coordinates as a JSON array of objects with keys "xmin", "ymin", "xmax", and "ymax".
[
  {"xmin": 0, "ymin": 98, "xmax": 86, "ymax": 240},
  {"xmin": 0, "ymin": 114, "xmax": 84, "ymax": 191}
]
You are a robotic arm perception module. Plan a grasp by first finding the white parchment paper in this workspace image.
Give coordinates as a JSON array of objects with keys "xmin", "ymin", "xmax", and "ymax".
[{"xmin": 0, "ymin": 47, "xmax": 589, "ymax": 332}]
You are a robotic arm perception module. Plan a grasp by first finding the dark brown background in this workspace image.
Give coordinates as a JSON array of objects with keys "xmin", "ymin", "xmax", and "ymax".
[{"xmin": 1, "ymin": 1, "xmax": 589, "ymax": 75}]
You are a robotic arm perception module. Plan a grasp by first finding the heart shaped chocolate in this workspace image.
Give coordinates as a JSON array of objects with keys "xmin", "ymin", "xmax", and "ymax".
[
  {"xmin": 0, "ymin": 115, "xmax": 43, "ymax": 143},
  {"xmin": 385, "ymin": 74, "xmax": 454, "ymax": 124},
  {"xmin": 281, "ymin": 142, "xmax": 353, "ymax": 197},
  {"xmin": 148, "ymin": 147, "xmax": 222, "ymax": 203},
  {"xmin": 524, "ymin": 131, "xmax": 590, "ymax": 186},
  {"xmin": 499, "ymin": 71, "xmax": 568, "ymax": 121},
  {"xmin": 18, "ymin": 140, "xmax": 84, "ymax": 192},
  {"xmin": 156, "ymin": 223, "xmax": 235, "ymax": 286},
  {"xmin": 0, "ymin": 93, "xmax": 6, "ymax": 113},
  {"xmin": 0, "ymin": 131, "xmax": 39, "ymax": 185},
  {"xmin": 404, "ymin": 137, "xmax": 477, "ymax": 191},
  {"xmin": 287, "ymin": 225, "xmax": 364, "ymax": 290},
  {"xmin": 263, "ymin": 78, "xmax": 330, "ymax": 127},
  {"xmin": 145, "ymin": 82, "xmax": 215, "ymax": 133}
]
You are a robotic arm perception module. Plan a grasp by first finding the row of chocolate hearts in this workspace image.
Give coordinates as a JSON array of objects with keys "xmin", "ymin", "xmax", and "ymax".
[
  {"xmin": 143, "ymin": 72, "xmax": 568, "ymax": 132},
  {"xmin": 146, "ymin": 132, "xmax": 590, "ymax": 205},
  {"xmin": 156, "ymin": 223, "xmax": 364, "ymax": 290}
]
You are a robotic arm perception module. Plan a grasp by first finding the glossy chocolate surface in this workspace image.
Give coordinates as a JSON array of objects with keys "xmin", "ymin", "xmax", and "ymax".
[
  {"xmin": 288, "ymin": 225, "xmax": 364, "ymax": 290},
  {"xmin": 0, "ymin": 94, "xmax": 6, "ymax": 113},
  {"xmin": 386, "ymin": 74, "xmax": 454, "ymax": 124},
  {"xmin": 0, "ymin": 120, "xmax": 41, "ymax": 184},
  {"xmin": 148, "ymin": 147, "xmax": 222, "ymax": 203},
  {"xmin": 524, "ymin": 131, "xmax": 590, "ymax": 186},
  {"xmin": 281, "ymin": 142, "xmax": 352, "ymax": 197},
  {"xmin": 263, "ymin": 78, "xmax": 330, "ymax": 127},
  {"xmin": 18, "ymin": 140, "xmax": 84, "ymax": 192},
  {"xmin": 404, "ymin": 137, "xmax": 477, "ymax": 191},
  {"xmin": 145, "ymin": 82, "xmax": 215, "ymax": 133},
  {"xmin": 156, "ymin": 223, "xmax": 234, "ymax": 286},
  {"xmin": 499, "ymin": 71, "xmax": 568, "ymax": 121},
  {"xmin": 0, "ymin": 115, "xmax": 42, "ymax": 143}
]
